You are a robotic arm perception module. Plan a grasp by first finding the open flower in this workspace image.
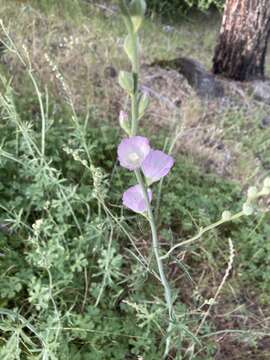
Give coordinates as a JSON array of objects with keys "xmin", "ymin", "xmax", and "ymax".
[
  {"xmin": 117, "ymin": 136, "xmax": 150, "ymax": 170},
  {"xmin": 142, "ymin": 150, "xmax": 174, "ymax": 184},
  {"xmin": 122, "ymin": 184, "xmax": 152, "ymax": 213}
]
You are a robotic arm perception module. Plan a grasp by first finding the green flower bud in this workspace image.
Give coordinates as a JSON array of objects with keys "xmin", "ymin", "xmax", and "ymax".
[
  {"xmin": 262, "ymin": 177, "xmax": 270, "ymax": 195},
  {"xmin": 242, "ymin": 203, "xmax": 254, "ymax": 216},
  {"xmin": 247, "ymin": 186, "xmax": 258, "ymax": 201},
  {"xmin": 221, "ymin": 210, "xmax": 232, "ymax": 221},
  {"xmin": 129, "ymin": 0, "xmax": 146, "ymax": 32},
  {"xmin": 138, "ymin": 91, "xmax": 150, "ymax": 119},
  {"xmin": 119, "ymin": 111, "xmax": 131, "ymax": 135},
  {"xmin": 263, "ymin": 177, "xmax": 270, "ymax": 188},
  {"xmin": 118, "ymin": 71, "xmax": 134, "ymax": 94}
]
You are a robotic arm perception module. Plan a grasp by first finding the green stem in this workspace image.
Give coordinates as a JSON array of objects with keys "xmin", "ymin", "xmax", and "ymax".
[
  {"xmin": 131, "ymin": 93, "xmax": 138, "ymax": 135},
  {"xmin": 130, "ymin": 31, "xmax": 139, "ymax": 135},
  {"xmin": 135, "ymin": 169, "xmax": 174, "ymax": 357},
  {"xmin": 121, "ymin": 7, "xmax": 173, "ymax": 355},
  {"xmin": 28, "ymin": 70, "xmax": 46, "ymax": 161},
  {"xmin": 131, "ymin": 32, "xmax": 139, "ymax": 74},
  {"xmin": 160, "ymin": 211, "xmax": 244, "ymax": 260}
]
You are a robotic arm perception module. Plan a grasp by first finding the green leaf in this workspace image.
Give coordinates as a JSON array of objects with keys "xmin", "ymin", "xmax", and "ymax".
[{"xmin": 118, "ymin": 71, "xmax": 134, "ymax": 94}]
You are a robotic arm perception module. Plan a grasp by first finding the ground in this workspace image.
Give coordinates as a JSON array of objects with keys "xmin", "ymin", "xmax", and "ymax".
[
  {"xmin": 0, "ymin": 1, "xmax": 270, "ymax": 359},
  {"xmin": 2, "ymin": 1, "xmax": 270, "ymax": 182}
]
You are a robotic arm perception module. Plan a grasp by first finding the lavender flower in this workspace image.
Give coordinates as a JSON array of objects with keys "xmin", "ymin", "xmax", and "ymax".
[
  {"xmin": 142, "ymin": 150, "xmax": 174, "ymax": 184},
  {"xmin": 117, "ymin": 136, "xmax": 150, "ymax": 170},
  {"xmin": 123, "ymin": 184, "xmax": 152, "ymax": 213}
]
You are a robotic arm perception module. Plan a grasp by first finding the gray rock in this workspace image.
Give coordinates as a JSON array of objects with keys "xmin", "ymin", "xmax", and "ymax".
[
  {"xmin": 176, "ymin": 57, "xmax": 224, "ymax": 98},
  {"xmin": 152, "ymin": 57, "xmax": 224, "ymax": 99},
  {"xmin": 163, "ymin": 25, "xmax": 174, "ymax": 33},
  {"xmin": 252, "ymin": 80, "xmax": 270, "ymax": 105},
  {"xmin": 104, "ymin": 66, "xmax": 117, "ymax": 78},
  {"xmin": 260, "ymin": 116, "xmax": 270, "ymax": 129}
]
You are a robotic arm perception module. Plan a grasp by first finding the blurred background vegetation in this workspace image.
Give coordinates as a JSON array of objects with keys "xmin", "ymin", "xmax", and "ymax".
[{"xmin": 143, "ymin": 0, "xmax": 224, "ymax": 16}]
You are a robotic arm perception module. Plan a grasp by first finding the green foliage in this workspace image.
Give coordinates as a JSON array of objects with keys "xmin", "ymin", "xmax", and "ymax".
[
  {"xmin": 0, "ymin": 5, "xmax": 269, "ymax": 355},
  {"xmin": 1, "ymin": 74, "xmax": 186, "ymax": 357},
  {"xmin": 146, "ymin": 0, "xmax": 224, "ymax": 16},
  {"xmin": 1, "ymin": 74, "xmax": 270, "ymax": 357},
  {"xmin": 230, "ymin": 215, "xmax": 270, "ymax": 295}
]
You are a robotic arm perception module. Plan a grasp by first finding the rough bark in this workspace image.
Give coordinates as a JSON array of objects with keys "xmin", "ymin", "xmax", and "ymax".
[{"xmin": 213, "ymin": 0, "xmax": 270, "ymax": 81}]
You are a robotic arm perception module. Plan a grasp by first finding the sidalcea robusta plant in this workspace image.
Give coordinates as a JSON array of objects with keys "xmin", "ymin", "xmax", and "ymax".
[{"xmin": 117, "ymin": 0, "xmax": 270, "ymax": 357}]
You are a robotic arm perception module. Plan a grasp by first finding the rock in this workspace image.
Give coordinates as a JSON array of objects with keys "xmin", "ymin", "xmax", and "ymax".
[
  {"xmin": 152, "ymin": 57, "xmax": 224, "ymax": 99},
  {"xmin": 176, "ymin": 57, "xmax": 224, "ymax": 98},
  {"xmin": 217, "ymin": 142, "xmax": 225, "ymax": 150},
  {"xmin": 252, "ymin": 80, "xmax": 270, "ymax": 105},
  {"xmin": 104, "ymin": 66, "xmax": 117, "ymax": 78},
  {"xmin": 260, "ymin": 116, "xmax": 270, "ymax": 129}
]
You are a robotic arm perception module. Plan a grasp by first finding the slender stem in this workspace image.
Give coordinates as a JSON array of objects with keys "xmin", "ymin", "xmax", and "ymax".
[
  {"xmin": 160, "ymin": 211, "xmax": 244, "ymax": 260},
  {"xmin": 28, "ymin": 70, "xmax": 46, "ymax": 160},
  {"xmin": 135, "ymin": 169, "xmax": 174, "ymax": 357},
  {"xmin": 131, "ymin": 32, "xmax": 139, "ymax": 74},
  {"xmin": 155, "ymin": 138, "xmax": 169, "ymax": 222},
  {"xmin": 46, "ymin": 267, "xmax": 61, "ymax": 341},
  {"xmin": 121, "ymin": 6, "xmax": 173, "ymax": 355},
  {"xmin": 131, "ymin": 32, "xmax": 139, "ymax": 135},
  {"xmin": 131, "ymin": 92, "xmax": 138, "ymax": 135}
]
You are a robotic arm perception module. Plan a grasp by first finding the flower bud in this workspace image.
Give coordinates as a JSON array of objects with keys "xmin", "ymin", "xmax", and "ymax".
[
  {"xmin": 247, "ymin": 186, "xmax": 258, "ymax": 201},
  {"xmin": 118, "ymin": 71, "xmax": 134, "ymax": 94},
  {"xmin": 262, "ymin": 177, "xmax": 270, "ymax": 195},
  {"xmin": 221, "ymin": 210, "xmax": 232, "ymax": 221},
  {"xmin": 119, "ymin": 111, "xmax": 130, "ymax": 135},
  {"xmin": 242, "ymin": 203, "xmax": 254, "ymax": 216},
  {"xmin": 129, "ymin": 0, "xmax": 146, "ymax": 32},
  {"xmin": 263, "ymin": 177, "xmax": 270, "ymax": 188},
  {"xmin": 138, "ymin": 91, "xmax": 150, "ymax": 119}
]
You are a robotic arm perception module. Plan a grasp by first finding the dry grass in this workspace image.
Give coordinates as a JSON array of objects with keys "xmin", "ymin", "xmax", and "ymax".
[
  {"xmin": 1, "ymin": 3, "xmax": 270, "ymax": 358},
  {"xmin": 1, "ymin": 0, "xmax": 270, "ymax": 185},
  {"xmin": 1, "ymin": 2, "xmax": 122, "ymax": 116}
]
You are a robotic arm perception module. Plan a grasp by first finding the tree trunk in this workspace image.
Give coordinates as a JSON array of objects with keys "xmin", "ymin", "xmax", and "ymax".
[{"xmin": 213, "ymin": 0, "xmax": 270, "ymax": 81}]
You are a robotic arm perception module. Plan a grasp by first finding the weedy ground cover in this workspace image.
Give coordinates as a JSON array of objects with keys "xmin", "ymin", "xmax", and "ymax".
[{"xmin": 0, "ymin": 1, "xmax": 270, "ymax": 359}]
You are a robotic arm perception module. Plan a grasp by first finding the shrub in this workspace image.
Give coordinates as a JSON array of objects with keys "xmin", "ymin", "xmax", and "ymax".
[{"xmin": 146, "ymin": 0, "xmax": 224, "ymax": 16}]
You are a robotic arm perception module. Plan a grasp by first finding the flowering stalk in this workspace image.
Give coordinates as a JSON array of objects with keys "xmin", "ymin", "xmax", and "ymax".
[
  {"xmin": 161, "ymin": 180, "xmax": 270, "ymax": 260},
  {"xmin": 119, "ymin": 0, "xmax": 141, "ymax": 135},
  {"xmin": 161, "ymin": 211, "xmax": 244, "ymax": 260},
  {"xmin": 117, "ymin": 2, "xmax": 270, "ymax": 358},
  {"xmin": 118, "ymin": 1, "xmax": 174, "ymax": 356}
]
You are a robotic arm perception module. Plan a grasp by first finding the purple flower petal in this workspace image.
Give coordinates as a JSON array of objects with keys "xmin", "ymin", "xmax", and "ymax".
[
  {"xmin": 141, "ymin": 150, "xmax": 174, "ymax": 184},
  {"xmin": 117, "ymin": 136, "xmax": 150, "ymax": 170},
  {"xmin": 122, "ymin": 184, "xmax": 152, "ymax": 213}
]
